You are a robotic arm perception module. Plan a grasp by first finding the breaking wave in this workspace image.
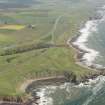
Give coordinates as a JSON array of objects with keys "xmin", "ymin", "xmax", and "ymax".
[{"xmin": 72, "ymin": 5, "xmax": 105, "ymax": 69}]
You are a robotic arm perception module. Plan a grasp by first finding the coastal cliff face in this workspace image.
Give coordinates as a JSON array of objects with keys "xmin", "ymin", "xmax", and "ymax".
[
  {"xmin": 0, "ymin": 70, "xmax": 105, "ymax": 105},
  {"xmin": 24, "ymin": 72, "xmax": 105, "ymax": 105}
]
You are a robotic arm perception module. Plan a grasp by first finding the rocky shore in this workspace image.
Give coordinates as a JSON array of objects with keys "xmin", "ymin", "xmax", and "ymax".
[
  {"xmin": 69, "ymin": 14, "xmax": 105, "ymax": 70},
  {"xmin": 1, "ymin": 69, "xmax": 105, "ymax": 105},
  {"xmin": 24, "ymin": 71, "xmax": 105, "ymax": 105}
]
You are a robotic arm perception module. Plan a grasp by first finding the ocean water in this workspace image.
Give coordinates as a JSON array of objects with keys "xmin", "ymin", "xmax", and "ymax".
[
  {"xmin": 28, "ymin": 76, "xmax": 105, "ymax": 105},
  {"xmin": 73, "ymin": 4, "xmax": 105, "ymax": 69},
  {"xmin": 87, "ymin": 8, "xmax": 105, "ymax": 67}
]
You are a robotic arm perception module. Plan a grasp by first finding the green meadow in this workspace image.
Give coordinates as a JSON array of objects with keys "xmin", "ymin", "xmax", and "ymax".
[{"xmin": 0, "ymin": 4, "xmax": 96, "ymax": 96}]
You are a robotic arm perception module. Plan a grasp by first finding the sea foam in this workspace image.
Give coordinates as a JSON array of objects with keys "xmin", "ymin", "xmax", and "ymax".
[
  {"xmin": 36, "ymin": 87, "xmax": 54, "ymax": 105},
  {"xmin": 35, "ymin": 83, "xmax": 73, "ymax": 105},
  {"xmin": 72, "ymin": 5, "xmax": 105, "ymax": 68},
  {"xmin": 73, "ymin": 20, "xmax": 99, "ymax": 66},
  {"xmin": 81, "ymin": 75, "xmax": 105, "ymax": 105},
  {"xmin": 34, "ymin": 76, "xmax": 105, "ymax": 105}
]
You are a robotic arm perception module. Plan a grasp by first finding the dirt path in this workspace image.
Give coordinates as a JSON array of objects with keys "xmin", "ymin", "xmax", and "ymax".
[{"xmin": 19, "ymin": 76, "xmax": 64, "ymax": 93}]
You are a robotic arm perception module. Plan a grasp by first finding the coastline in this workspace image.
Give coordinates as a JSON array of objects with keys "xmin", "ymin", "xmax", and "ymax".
[
  {"xmin": 20, "ymin": 76, "xmax": 65, "ymax": 94},
  {"xmin": 69, "ymin": 19, "xmax": 105, "ymax": 71},
  {"xmin": 0, "ymin": 76, "xmax": 66, "ymax": 105},
  {"xmin": 69, "ymin": 4, "xmax": 105, "ymax": 70}
]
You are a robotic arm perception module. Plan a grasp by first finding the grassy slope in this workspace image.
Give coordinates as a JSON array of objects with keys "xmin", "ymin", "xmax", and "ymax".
[{"xmin": 0, "ymin": 6, "xmax": 96, "ymax": 96}]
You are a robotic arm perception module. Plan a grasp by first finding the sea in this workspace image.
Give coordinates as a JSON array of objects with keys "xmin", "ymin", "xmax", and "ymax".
[
  {"xmin": 30, "ymin": 76, "xmax": 105, "ymax": 105},
  {"xmin": 28, "ymin": 0, "xmax": 105, "ymax": 105}
]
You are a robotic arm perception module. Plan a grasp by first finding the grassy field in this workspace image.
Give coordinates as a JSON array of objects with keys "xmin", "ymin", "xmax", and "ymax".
[
  {"xmin": 0, "ymin": 2, "xmax": 96, "ymax": 97},
  {"xmin": 0, "ymin": 25, "xmax": 25, "ymax": 30}
]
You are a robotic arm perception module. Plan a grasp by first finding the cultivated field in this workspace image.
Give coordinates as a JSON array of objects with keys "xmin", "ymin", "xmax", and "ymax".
[{"xmin": 0, "ymin": 25, "xmax": 25, "ymax": 30}]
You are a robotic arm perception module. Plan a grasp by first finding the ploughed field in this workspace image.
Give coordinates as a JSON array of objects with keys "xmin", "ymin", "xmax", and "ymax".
[{"xmin": 0, "ymin": 0, "xmax": 96, "ymax": 97}]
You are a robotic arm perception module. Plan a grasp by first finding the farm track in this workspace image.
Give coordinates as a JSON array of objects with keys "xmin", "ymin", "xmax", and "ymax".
[{"xmin": 0, "ymin": 15, "xmax": 65, "ymax": 56}]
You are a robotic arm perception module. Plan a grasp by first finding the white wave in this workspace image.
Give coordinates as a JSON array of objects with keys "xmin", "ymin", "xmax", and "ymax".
[
  {"xmin": 35, "ymin": 83, "xmax": 73, "ymax": 105},
  {"xmin": 34, "ymin": 75, "xmax": 105, "ymax": 105},
  {"xmin": 75, "ymin": 75, "xmax": 105, "ymax": 88},
  {"xmin": 36, "ymin": 88, "xmax": 53, "ymax": 105},
  {"xmin": 73, "ymin": 20, "xmax": 99, "ymax": 66},
  {"xmin": 81, "ymin": 76, "xmax": 105, "ymax": 105},
  {"xmin": 73, "ymin": 5, "xmax": 105, "ymax": 67}
]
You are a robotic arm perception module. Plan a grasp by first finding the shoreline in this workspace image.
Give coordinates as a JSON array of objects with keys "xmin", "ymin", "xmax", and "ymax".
[
  {"xmin": 20, "ymin": 76, "xmax": 65, "ymax": 94},
  {"xmin": 0, "ymin": 76, "xmax": 65, "ymax": 105},
  {"xmin": 69, "ymin": 4, "xmax": 105, "ymax": 71},
  {"xmin": 69, "ymin": 19, "xmax": 105, "ymax": 71}
]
